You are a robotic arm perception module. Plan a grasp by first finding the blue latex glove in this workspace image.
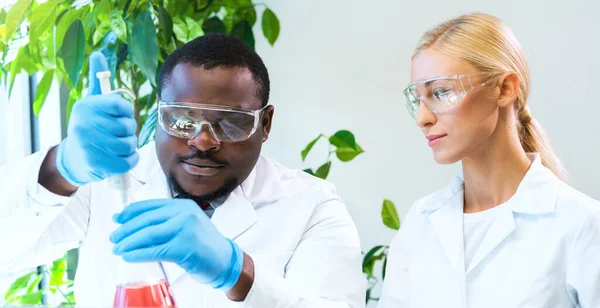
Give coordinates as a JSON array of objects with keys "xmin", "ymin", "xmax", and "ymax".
[
  {"xmin": 110, "ymin": 199, "xmax": 245, "ymax": 291},
  {"xmin": 55, "ymin": 52, "xmax": 139, "ymax": 186}
]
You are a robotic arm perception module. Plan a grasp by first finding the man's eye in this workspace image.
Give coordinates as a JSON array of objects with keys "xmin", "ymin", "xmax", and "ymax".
[{"xmin": 172, "ymin": 119, "xmax": 195, "ymax": 130}]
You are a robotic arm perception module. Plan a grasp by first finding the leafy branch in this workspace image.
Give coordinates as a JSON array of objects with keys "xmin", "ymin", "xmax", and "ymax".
[
  {"xmin": 0, "ymin": 0, "xmax": 281, "ymax": 147},
  {"xmin": 300, "ymin": 130, "xmax": 400, "ymax": 304}
]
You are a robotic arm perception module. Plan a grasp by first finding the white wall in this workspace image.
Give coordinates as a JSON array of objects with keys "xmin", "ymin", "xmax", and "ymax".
[{"xmin": 255, "ymin": 0, "xmax": 600, "ymax": 278}]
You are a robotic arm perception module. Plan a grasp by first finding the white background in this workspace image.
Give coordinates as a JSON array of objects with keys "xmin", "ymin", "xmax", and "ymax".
[{"xmin": 254, "ymin": 0, "xmax": 600, "ymax": 303}]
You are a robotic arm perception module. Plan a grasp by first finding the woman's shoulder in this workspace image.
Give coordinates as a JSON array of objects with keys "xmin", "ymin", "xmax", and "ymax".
[{"xmin": 553, "ymin": 182, "xmax": 600, "ymax": 222}]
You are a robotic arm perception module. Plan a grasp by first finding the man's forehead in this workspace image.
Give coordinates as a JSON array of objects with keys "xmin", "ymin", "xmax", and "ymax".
[{"xmin": 161, "ymin": 63, "xmax": 261, "ymax": 110}]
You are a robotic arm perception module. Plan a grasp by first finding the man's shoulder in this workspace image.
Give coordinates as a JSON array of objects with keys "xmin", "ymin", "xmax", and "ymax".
[{"xmin": 256, "ymin": 155, "xmax": 340, "ymax": 202}]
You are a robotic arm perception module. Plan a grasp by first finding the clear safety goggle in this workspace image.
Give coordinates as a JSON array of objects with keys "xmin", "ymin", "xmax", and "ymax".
[
  {"xmin": 403, "ymin": 73, "xmax": 494, "ymax": 119},
  {"xmin": 157, "ymin": 99, "xmax": 268, "ymax": 142}
]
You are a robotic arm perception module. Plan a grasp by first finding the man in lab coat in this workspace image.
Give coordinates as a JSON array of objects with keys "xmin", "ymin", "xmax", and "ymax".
[{"xmin": 0, "ymin": 34, "xmax": 365, "ymax": 307}]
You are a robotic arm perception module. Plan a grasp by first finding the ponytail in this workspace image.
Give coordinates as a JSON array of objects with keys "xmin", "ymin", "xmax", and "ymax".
[{"xmin": 517, "ymin": 105, "xmax": 569, "ymax": 182}]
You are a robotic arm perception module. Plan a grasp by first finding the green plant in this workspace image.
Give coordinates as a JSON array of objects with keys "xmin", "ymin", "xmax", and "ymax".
[
  {"xmin": 300, "ymin": 130, "xmax": 400, "ymax": 304},
  {"xmin": 1, "ymin": 0, "xmax": 279, "ymax": 305},
  {"xmin": 0, "ymin": 0, "xmax": 280, "ymax": 146},
  {"xmin": 4, "ymin": 256, "xmax": 75, "ymax": 306},
  {"xmin": 362, "ymin": 199, "xmax": 400, "ymax": 303},
  {"xmin": 300, "ymin": 130, "xmax": 365, "ymax": 179}
]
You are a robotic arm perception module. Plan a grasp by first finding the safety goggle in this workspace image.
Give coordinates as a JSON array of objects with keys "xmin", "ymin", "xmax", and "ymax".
[
  {"xmin": 157, "ymin": 99, "xmax": 268, "ymax": 142},
  {"xmin": 403, "ymin": 73, "xmax": 494, "ymax": 119}
]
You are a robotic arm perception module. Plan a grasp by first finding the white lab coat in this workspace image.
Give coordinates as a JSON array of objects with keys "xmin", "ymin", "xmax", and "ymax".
[
  {"xmin": 0, "ymin": 142, "xmax": 366, "ymax": 308},
  {"xmin": 378, "ymin": 154, "xmax": 600, "ymax": 308}
]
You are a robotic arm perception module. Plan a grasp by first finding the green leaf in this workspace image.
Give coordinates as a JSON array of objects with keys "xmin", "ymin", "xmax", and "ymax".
[
  {"xmin": 382, "ymin": 199, "xmax": 400, "ymax": 230},
  {"xmin": 362, "ymin": 245, "xmax": 385, "ymax": 276},
  {"xmin": 202, "ymin": 16, "xmax": 226, "ymax": 34},
  {"xmin": 60, "ymin": 20, "xmax": 86, "ymax": 87},
  {"xmin": 26, "ymin": 274, "xmax": 43, "ymax": 293},
  {"xmin": 20, "ymin": 290, "xmax": 43, "ymax": 305},
  {"xmin": 0, "ymin": 9, "xmax": 7, "ymax": 24},
  {"xmin": 301, "ymin": 134, "xmax": 322, "ymax": 161},
  {"xmin": 122, "ymin": 0, "xmax": 133, "ymax": 18},
  {"xmin": 50, "ymin": 257, "xmax": 67, "ymax": 287},
  {"xmin": 303, "ymin": 168, "xmax": 315, "ymax": 176},
  {"xmin": 261, "ymin": 8, "xmax": 279, "ymax": 46},
  {"xmin": 110, "ymin": 10, "xmax": 127, "ymax": 43},
  {"xmin": 172, "ymin": 16, "xmax": 188, "ymax": 43},
  {"xmin": 93, "ymin": 22, "xmax": 111, "ymax": 46},
  {"xmin": 158, "ymin": 6, "xmax": 173, "ymax": 43},
  {"xmin": 329, "ymin": 130, "xmax": 357, "ymax": 150},
  {"xmin": 382, "ymin": 255, "xmax": 388, "ymax": 280},
  {"xmin": 335, "ymin": 143, "xmax": 364, "ymax": 162},
  {"xmin": 239, "ymin": 6, "xmax": 257, "ymax": 26},
  {"xmin": 44, "ymin": 19, "xmax": 56, "ymax": 64},
  {"xmin": 230, "ymin": 20, "xmax": 254, "ymax": 49},
  {"xmin": 18, "ymin": 46, "xmax": 38, "ymax": 74},
  {"xmin": 184, "ymin": 16, "xmax": 204, "ymax": 40},
  {"xmin": 33, "ymin": 69, "xmax": 54, "ymax": 116},
  {"xmin": 66, "ymin": 248, "xmax": 79, "ymax": 280},
  {"xmin": 100, "ymin": 44, "xmax": 117, "ymax": 85},
  {"xmin": 96, "ymin": 0, "xmax": 112, "ymax": 23},
  {"xmin": 138, "ymin": 105, "xmax": 157, "ymax": 148},
  {"xmin": 4, "ymin": 271, "xmax": 35, "ymax": 300},
  {"xmin": 197, "ymin": 0, "xmax": 209, "ymax": 9},
  {"xmin": 82, "ymin": 4, "xmax": 96, "ymax": 38},
  {"xmin": 66, "ymin": 88, "xmax": 79, "ymax": 121},
  {"xmin": 129, "ymin": 11, "xmax": 158, "ymax": 86},
  {"xmin": 4, "ymin": 0, "xmax": 32, "ymax": 41},
  {"xmin": 29, "ymin": 1, "xmax": 59, "ymax": 49},
  {"xmin": 56, "ymin": 10, "xmax": 81, "ymax": 48},
  {"xmin": 8, "ymin": 54, "xmax": 21, "ymax": 97},
  {"xmin": 315, "ymin": 161, "xmax": 332, "ymax": 180}
]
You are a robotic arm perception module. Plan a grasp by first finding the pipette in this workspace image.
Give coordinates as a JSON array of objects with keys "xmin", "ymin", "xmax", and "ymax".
[
  {"xmin": 96, "ymin": 71, "xmax": 135, "ymax": 204},
  {"xmin": 95, "ymin": 71, "xmax": 175, "ymax": 308}
]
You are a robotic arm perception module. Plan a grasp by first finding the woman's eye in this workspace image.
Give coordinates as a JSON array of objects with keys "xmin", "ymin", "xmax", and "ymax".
[{"xmin": 433, "ymin": 88, "xmax": 451, "ymax": 99}]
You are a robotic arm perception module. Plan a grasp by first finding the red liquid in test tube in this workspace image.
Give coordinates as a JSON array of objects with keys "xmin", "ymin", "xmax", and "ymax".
[{"xmin": 113, "ymin": 279, "xmax": 177, "ymax": 308}]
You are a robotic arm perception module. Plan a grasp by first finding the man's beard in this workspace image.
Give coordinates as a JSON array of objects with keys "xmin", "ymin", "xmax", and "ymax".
[{"xmin": 168, "ymin": 174, "xmax": 239, "ymax": 206}]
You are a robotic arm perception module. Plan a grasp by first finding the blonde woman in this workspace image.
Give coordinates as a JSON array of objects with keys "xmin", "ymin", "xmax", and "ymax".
[{"xmin": 378, "ymin": 13, "xmax": 600, "ymax": 307}]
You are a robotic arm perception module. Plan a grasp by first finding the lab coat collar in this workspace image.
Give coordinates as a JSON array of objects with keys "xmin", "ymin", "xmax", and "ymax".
[
  {"xmin": 128, "ymin": 142, "xmax": 287, "ymax": 283},
  {"xmin": 416, "ymin": 153, "xmax": 561, "ymax": 276},
  {"xmin": 416, "ymin": 153, "xmax": 560, "ymax": 215}
]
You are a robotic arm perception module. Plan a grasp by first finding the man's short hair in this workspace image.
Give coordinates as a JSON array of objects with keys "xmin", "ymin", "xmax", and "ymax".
[{"xmin": 158, "ymin": 33, "xmax": 270, "ymax": 107}]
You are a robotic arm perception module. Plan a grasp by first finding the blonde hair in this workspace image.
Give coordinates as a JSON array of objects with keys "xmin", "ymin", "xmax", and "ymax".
[{"xmin": 414, "ymin": 12, "xmax": 568, "ymax": 181}]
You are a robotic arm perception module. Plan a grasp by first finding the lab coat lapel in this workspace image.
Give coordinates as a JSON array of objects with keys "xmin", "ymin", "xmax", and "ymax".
[
  {"xmin": 209, "ymin": 155, "xmax": 289, "ymax": 240},
  {"xmin": 130, "ymin": 171, "xmax": 172, "ymax": 202},
  {"xmin": 428, "ymin": 188, "xmax": 466, "ymax": 275},
  {"xmin": 465, "ymin": 208, "xmax": 516, "ymax": 275},
  {"xmin": 465, "ymin": 154, "xmax": 556, "ymax": 275},
  {"xmin": 210, "ymin": 188, "xmax": 259, "ymax": 240}
]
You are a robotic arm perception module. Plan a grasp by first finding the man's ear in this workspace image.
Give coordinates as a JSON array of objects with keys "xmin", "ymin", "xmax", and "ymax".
[
  {"xmin": 496, "ymin": 72, "xmax": 520, "ymax": 108},
  {"xmin": 261, "ymin": 106, "xmax": 275, "ymax": 143}
]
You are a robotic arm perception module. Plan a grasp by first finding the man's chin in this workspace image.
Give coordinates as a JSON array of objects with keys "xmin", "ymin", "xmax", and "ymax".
[{"xmin": 169, "ymin": 173, "xmax": 239, "ymax": 204}]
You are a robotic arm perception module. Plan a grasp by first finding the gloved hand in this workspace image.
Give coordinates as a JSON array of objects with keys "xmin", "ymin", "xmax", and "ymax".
[
  {"xmin": 55, "ymin": 51, "xmax": 139, "ymax": 186},
  {"xmin": 110, "ymin": 198, "xmax": 245, "ymax": 291}
]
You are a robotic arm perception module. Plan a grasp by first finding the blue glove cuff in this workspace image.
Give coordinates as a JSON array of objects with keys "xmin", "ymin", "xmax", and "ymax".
[
  {"xmin": 55, "ymin": 142, "xmax": 86, "ymax": 187},
  {"xmin": 212, "ymin": 239, "xmax": 244, "ymax": 291}
]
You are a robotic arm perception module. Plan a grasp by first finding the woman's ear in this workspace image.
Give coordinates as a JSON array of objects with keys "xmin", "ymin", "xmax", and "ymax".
[{"xmin": 496, "ymin": 72, "xmax": 520, "ymax": 108}]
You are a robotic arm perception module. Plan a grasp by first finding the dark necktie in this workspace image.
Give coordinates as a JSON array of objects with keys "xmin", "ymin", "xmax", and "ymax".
[{"xmin": 174, "ymin": 194, "xmax": 210, "ymax": 211}]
